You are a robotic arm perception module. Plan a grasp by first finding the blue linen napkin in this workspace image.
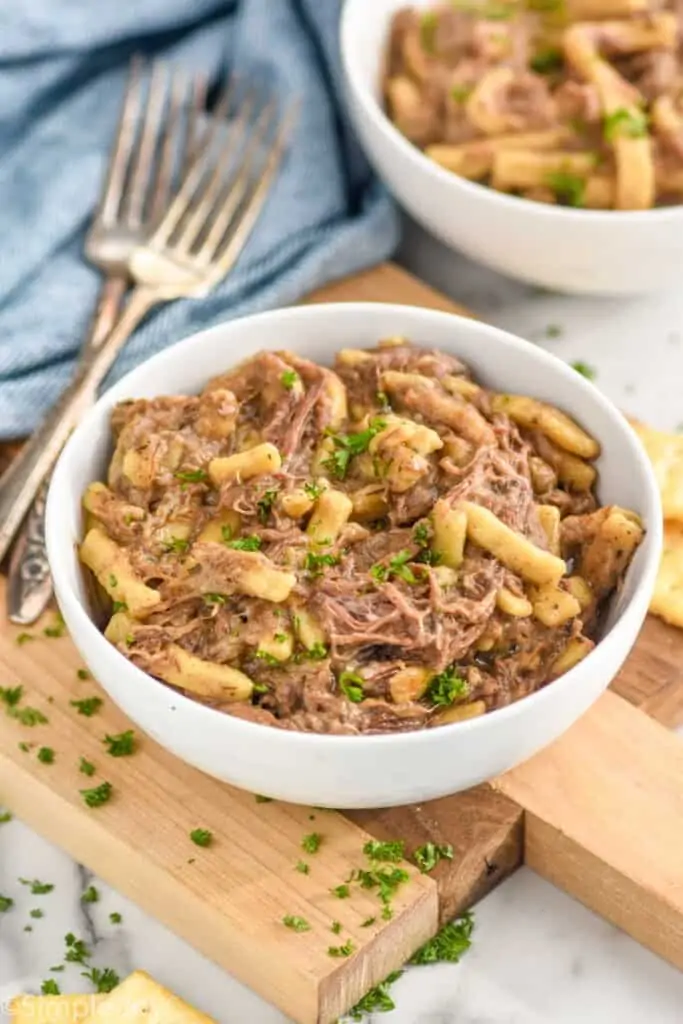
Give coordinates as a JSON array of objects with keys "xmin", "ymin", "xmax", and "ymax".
[{"xmin": 0, "ymin": 0, "xmax": 399, "ymax": 438}]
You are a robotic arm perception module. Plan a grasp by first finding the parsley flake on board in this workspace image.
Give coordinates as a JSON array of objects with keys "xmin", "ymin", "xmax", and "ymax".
[
  {"xmin": 283, "ymin": 915, "xmax": 311, "ymax": 932},
  {"xmin": 190, "ymin": 828, "xmax": 213, "ymax": 847},
  {"xmin": 295, "ymin": 861, "xmax": 310, "ymax": 875},
  {"xmin": 332, "ymin": 884, "xmax": 350, "ymax": 899},
  {"xmin": 301, "ymin": 832, "xmax": 322, "ymax": 854},
  {"xmin": 37, "ymin": 747, "xmax": 55, "ymax": 765},
  {"xmin": 79, "ymin": 757, "xmax": 96, "ymax": 777},
  {"xmin": 70, "ymin": 697, "xmax": 103, "ymax": 717},
  {"xmin": 43, "ymin": 613, "xmax": 67, "ymax": 638},
  {"xmin": 322, "ymin": 419, "xmax": 387, "ymax": 480},
  {"xmin": 338, "ymin": 671, "xmax": 365, "ymax": 703},
  {"xmin": 414, "ymin": 842, "xmax": 454, "ymax": 873},
  {"xmin": 331, "ymin": 921, "xmax": 342, "ymax": 934},
  {"xmin": 103, "ymin": 730, "xmax": 136, "ymax": 757},
  {"xmin": 255, "ymin": 794, "xmax": 273, "ymax": 803},
  {"xmin": 0, "ymin": 685, "xmax": 23, "ymax": 707},
  {"xmin": 425, "ymin": 666, "xmax": 468, "ymax": 706},
  {"xmin": 81, "ymin": 886, "xmax": 99, "ymax": 904},
  {"xmin": 15, "ymin": 632, "xmax": 35, "ymax": 646},
  {"xmin": 361, "ymin": 916, "xmax": 377, "ymax": 928},
  {"xmin": 12, "ymin": 706, "xmax": 49, "ymax": 727},
  {"xmin": 363, "ymin": 839, "xmax": 405, "ymax": 863},
  {"xmin": 41, "ymin": 980, "xmax": 61, "ymax": 996},
  {"xmin": 328, "ymin": 940, "xmax": 355, "ymax": 958},
  {"xmin": 76, "ymin": 669, "xmax": 91, "ymax": 681},
  {"xmin": 80, "ymin": 781, "xmax": 113, "ymax": 809}
]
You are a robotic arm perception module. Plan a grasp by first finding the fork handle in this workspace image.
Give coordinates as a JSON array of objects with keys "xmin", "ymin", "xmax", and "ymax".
[
  {"xmin": 5, "ymin": 274, "xmax": 129, "ymax": 624},
  {"xmin": 0, "ymin": 285, "xmax": 158, "ymax": 568}
]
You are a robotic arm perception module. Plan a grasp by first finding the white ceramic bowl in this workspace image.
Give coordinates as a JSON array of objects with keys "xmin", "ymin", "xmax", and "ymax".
[
  {"xmin": 341, "ymin": 0, "xmax": 683, "ymax": 296},
  {"xmin": 46, "ymin": 304, "xmax": 661, "ymax": 808}
]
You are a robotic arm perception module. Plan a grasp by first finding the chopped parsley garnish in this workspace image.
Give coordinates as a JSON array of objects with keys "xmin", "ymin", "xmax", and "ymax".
[
  {"xmin": 174, "ymin": 468, "xmax": 208, "ymax": 483},
  {"xmin": 12, "ymin": 706, "xmax": 49, "ymax": 727},
  {"xmin": 370, "ymin": 549, "xmax": 417, "ymax": 585},
  {"xmin": 331, "ymin": 920, "xmax": 342, "ymax": 934},
  {"xmin": 338, "ymin": 671, "xmax": 365, "ymax": 703},
  {"xmin": 83, "ymin": 967, "xmax": 120, "ymax": 993},
  {"xmin": 571, "ymin": 360, "xmax": 597, "ymax": 380},
  {"xmin": 604, "ymin": 106, "xmax": 648, "ymax": 141},
  {"xmin": 530, "ymin": 48, "xmax": 563, "ymax": 74},
  {"xmin": 414, "ymin": 842, "xmax": 454, "ymax": 873},
  {"xmin": 332, "ymin": 884, "xmax": 350, "ymax": 899},
  {"xmin": 190, "ymin": 828, "xmax": 213, "ymax": 847},
  {"xmin": 204, "ymin": 593, "xmax": 226, "ymax": 606},
  {"xmin": 109, "ymin": 912, "xmax": 122, "ymax": 924},
  {"xmin": 43, "ymin": 613, "xmax": 67, "ymax": 638},
  {"xmin": 255, "ymin": 794, "xmax": 273, "ymax": 803},
  {"xmin": 295, "ymin": 642, "xmax": 329, "ymax": 663},
  {"xmin": 37, "ymin": 746, "xmax": 55, "ymax": 765},
  {"xmin": 301, "ymin": 832, "xmax": 322, "ymax": 854},
  {"xmin": 451, "ymin": 83, "xmax": 473, "ymax": 103},
  {"xmin": 162, "ymin": 537, "xmax": 190, "ymax": 555},
  {"xmin": 348, "ymin": 970, "xmax": 403, "ymax": 1020},
  {"xmin": 328, "ymin": 940, "xmax": 355, "ymax": 958},
  {"xmin": 353, "ymin": 866, "xmax": 410, "ymax": 910},
  {"xmin": 0, "ymin": 895, "xmax": 13, "ymax": 912},
  {"xmin": 16, "ymin": 632, "xmax": 35, "ymax": 646},
  {"xmin": 545, "ymin": 171, "xmax": 585, "ymax": 208},
  {"xmin": 41, "ymin": 980, "xmax": 60, "ymax": 995},
  {"xmin": 303, "ymin": 551, "xmax": 340, "ymax": 577},
  {"xmin": 20, "ymin": 878, "xmax": 54, "ymax": 894},
  {"xmin": 102, "ymin": 733, "xmax": 136, "ymax": 757},
  {"xmin": 296, "ymin": 861, "xmax": 310, "ymax": 875},
  {"xmin": 274, "ymin": 633, "xmax": 287, "ymax": 643},
  {"xmin": 363, "ymin": 839, "xmax": 405, "ymax": 863},
  {"xmin": 81, "ymin": 886, "xmax": 99, "ymax": 904},
  {"xmin": 409, "ymin": 911, "xmax": 474, "ymax": 965},
  {"xmin": 18, "ymin": 741, "xmax": 30, "ymax": 753},
  {"xmin": 80, "ymin": 781, "xmax": 113, "ymax": 808},
  {"xmin": 303, "ymin": 480, "xmax": 324, "ymax": 500},
  {"xmin": 49, "ymin": 966, "xmax": 65, "ymax": 973},
  {"xmin": 125, "ymin": 634, "xmax": 135, "ymax": 646},
  {"xmin": 0, "ymin": 811, "xmax": 11, "ymax": 824},
  {"xmin": 257, "ymin": 488, "xmax": 279, "ymax": 523},
  {"xmin": 280, "ymin": 369, "xmax": 300, "ymax": 390},
  {"xmin": 70, "ymin": 697, "xmax": 103, "ymax": 717},
  {"xmin": 79, "ymin": 757, "xmax": 96, "ymax": 777},
  {"xmin": 282, "ymin": 915, "xmax": 311, "ymax": 932},
  {"xmin": 413, "ymin": 522, "xmax": 431, "ymax": 547},
  {"xmin": 425, "ymin": 666, "xmax": 468, "ymax": 706},
  {"xmin": 0, "ymin": 685, "xmax": 23, "ymax": 707},
  {"xmin": 224, "ymin": 533, "xmax": 262, "ymax": 551},
  {"xmin": 30, "ymin": 908, "xmax": 44, "ymax": 918},
  {"xmin": 323, "ymin": 419, "xmax": 386, "ymax": 480},
  {"xmin": 420, "ymin": 10, "xmax": 437, "ymax": 51},
  {"xmin": 111, "ymin": 600, "xmax": 128, "ymax": 613},
  {"xmin": 361, "ymin": 916, "xmax": 377, "ymax": 928},
  {"xmin": 254, "ymin": 649, "xmax": 281, "ymax": 666}
]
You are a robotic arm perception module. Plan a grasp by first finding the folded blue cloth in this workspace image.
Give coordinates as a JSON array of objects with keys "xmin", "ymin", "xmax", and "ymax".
[{"xmin": 0, "ymin": 0, "xmax": 399, "ymax": 438}]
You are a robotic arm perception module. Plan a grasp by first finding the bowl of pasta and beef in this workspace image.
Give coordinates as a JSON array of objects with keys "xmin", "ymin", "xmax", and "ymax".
[
  {"xmin": 340, "ymin": 0, "xmax": 683, "ymax": 294},
  {"xmin": 46, "ymin": 303, "xmax": 660, "ymax": 808}
]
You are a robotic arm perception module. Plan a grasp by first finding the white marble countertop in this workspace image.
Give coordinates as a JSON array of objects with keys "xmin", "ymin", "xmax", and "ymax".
[{"xmin": 2, "ymin": 219, "xmax": 683, "ymax": 1024}]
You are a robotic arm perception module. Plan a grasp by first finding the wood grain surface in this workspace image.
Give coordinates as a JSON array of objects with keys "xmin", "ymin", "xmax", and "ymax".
[{"xmin": 0, "ymin": 263, "xmax": 681, "ymax": 1022}]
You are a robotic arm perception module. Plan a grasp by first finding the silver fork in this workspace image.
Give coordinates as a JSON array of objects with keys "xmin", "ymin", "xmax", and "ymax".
[
  {"xmin": 5, "ymin": 59, "xmax": 209, "ymax": 624},
  {"xmin": 0, "ymin": 90, "xmax": 295, "ymax": 584}
]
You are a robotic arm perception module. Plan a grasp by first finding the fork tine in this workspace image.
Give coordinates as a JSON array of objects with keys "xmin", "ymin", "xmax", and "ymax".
[
  {"xmin": 207, "ymin": 102, "xmax": 298, "ymax": 280},
  {"xmin": 194, "ymin": 99, "xmax": 277, "ymax": 264},
  {"xmin": 182, "ymin": 73, "xmax": 209, "ymax": 174},
  {"xmin": 99, "ymin": 57, "xmax": 145, "ymax": 226},
  {"xmin": 150, "ymin": 78, "xmax": 238, "ymax": 248},
  {"xmin": 173, "ymin": 93, "xmax": 257, "ymax": 255},
  {"xmin": 124, "ymin": 61, "xmax": 169, "ymax": 228},
  {"xmin": 148, "ymin": 67, "xmax": 190, "ymax": 226}
]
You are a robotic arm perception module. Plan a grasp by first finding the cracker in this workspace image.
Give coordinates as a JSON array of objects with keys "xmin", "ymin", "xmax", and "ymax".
[
  {"xmin": 81, "ymin": 971, "xmax": 216, "ymax": 1023},
  {"xmin": 9, "ymin": 994, "xmax": 105, "ymax": 1023},
  {"xmin": 650, "ymin": 521, "xmax": 683, "ymax": 628},
  {"xmin": 631, "ymin": 422, "xmax": 683, "ymax": 520}
]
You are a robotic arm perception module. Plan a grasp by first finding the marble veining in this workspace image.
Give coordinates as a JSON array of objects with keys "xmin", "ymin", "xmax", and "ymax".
[{"xmin": 2, "ymin": 219, "xmax": 683, "ymax": 1023}]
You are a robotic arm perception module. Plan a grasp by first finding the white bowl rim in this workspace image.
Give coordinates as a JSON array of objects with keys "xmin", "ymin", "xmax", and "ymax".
[
  {"xmin": 340, "ymin": 0, "xmax": 683, "ymax": 225},
  {"xmin": 47, "ymin": 301, "xmax": 662, "ymax": 753}
]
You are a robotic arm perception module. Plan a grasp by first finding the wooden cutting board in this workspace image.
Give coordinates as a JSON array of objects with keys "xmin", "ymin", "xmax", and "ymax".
[{"xmin": 1, "ymin": 263, "xmax": 682, "ymax": 1024}]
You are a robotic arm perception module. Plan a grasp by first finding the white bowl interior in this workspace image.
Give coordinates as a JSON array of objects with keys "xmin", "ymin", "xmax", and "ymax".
[{"xmin": 47, "ymin": 304, "xmax": 662, "ymax": 806}]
